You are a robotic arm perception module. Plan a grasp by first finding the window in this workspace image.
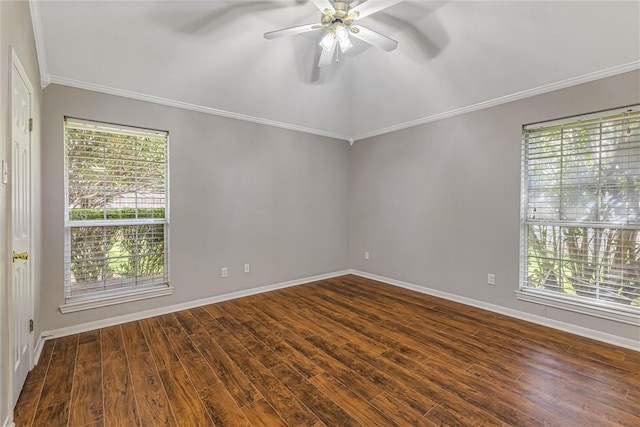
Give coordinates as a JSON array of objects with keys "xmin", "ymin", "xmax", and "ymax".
[
  {"xmin": 62, "ymin": 118, "xmax": 171, "ymax": 313},
  {"xmin": 518, "ymin": 106, "xmax": 640, "ymax": 325}
]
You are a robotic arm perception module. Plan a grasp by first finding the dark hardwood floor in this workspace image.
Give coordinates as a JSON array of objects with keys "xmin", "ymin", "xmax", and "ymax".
[{"xmin": 14, "ymin": 275, "xmax": 640, "ymax": 426}]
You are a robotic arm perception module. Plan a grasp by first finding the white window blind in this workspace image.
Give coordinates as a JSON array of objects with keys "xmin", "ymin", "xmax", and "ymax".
[
  {"xmin": 64, "ymin": 118, "xmax": 169, "ymax": 303},
  {"xmin": 520, "ymin": 107, "xmax": 640, "ymax": 317}
]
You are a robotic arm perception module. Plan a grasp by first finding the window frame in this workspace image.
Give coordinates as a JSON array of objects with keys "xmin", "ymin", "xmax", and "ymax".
[
  {"xmin": 516, "ymin": 106, "xmax": 640, "ymax": 326},
  {"xmin": 60, "ymin": 117, "xmax": 172, "ymax": 313}
]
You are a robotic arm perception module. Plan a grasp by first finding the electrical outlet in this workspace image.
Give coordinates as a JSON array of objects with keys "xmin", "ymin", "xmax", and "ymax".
[
  {"xmin": 221, "ymin": 267, "xmax": 228, "ymax": 278},
  {"xmin": 488, "ymin": 273, "xmax": 495, "ymax": 285},
  {"xmin": 364, "ymin": 252, "xmax": 370, "ymax": 260},
  {"xmin": 244, "ymin": 263, "xmax": 250, "ymax": 273}
]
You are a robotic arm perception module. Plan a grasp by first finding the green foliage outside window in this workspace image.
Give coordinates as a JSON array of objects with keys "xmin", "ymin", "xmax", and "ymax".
[
  {"xmin": 65, "ymin": 119, "xmax": 168, "ymax": 298},
  {"xmin": 69, "ymin": 208, "xmax": 166, "ymax": 289},
  {"xmin": 523, "ymin": 110, "xmax": 640, "ymax": 308}
]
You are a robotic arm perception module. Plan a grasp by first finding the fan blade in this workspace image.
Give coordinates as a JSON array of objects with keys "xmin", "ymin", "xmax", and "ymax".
[
  {"xmin": 311, "ymin": 0, "xmax": 335, "ymax": 13},
  {"xmin": 264, "ymin": 23, "xmax": 322, "ymax": 39},
  {"xmin": 318, "ymin": 40, "xmax": 337, "ymax": 67},
  {"xmin": 351, "ymin": 25, "xmax": 398, "ymax": 51},
  {"xmin": 351, "ymin": 0, "xmax": 404, "ymax": 19}
]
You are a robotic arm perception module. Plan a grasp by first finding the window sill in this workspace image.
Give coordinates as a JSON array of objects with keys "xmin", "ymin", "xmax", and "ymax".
[
  {"xmin": 59, "ymin": 285, "xmax": 174, "ymax": 314},
  {"xmin": 515, "ymin": 289, "xmax": 640, "ymax": 326}
]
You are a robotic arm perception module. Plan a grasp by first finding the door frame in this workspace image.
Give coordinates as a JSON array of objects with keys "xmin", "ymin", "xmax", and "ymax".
[{"xmin": 7, "ymin": 46, "xmax": 35, "ymax": 408}]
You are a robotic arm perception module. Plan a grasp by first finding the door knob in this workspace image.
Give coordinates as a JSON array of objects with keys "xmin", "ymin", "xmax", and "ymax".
[{"xmin": 12, "ymin": 251, "xmax": 28, "ymax": 262}]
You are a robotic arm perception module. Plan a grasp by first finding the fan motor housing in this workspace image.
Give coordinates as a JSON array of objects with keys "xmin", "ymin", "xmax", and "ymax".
[{"xmin": 333, "ymin": 2, "xmax": 350, "ymax": 16}]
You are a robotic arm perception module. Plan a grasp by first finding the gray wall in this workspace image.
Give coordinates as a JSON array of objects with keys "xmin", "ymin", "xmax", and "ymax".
[
  {"xmin": 349, "ymin": 70, "xmax": 640, "ymax": 342},
  {"xmin": 40, "ymin": 71, "xmax": 639, "ymax": 345},
  {"xmin": 41, "ymin": 84, "xmax": 350, "ymax": 331},
  {"xmin": 0, "ymin": 0, "xmax": 43, "ymax": 423}
]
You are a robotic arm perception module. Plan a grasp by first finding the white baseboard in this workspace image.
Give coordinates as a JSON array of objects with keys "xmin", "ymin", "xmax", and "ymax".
[
  {"xmin": 38, "ymin": 270, "xmax": 351, "ymax": 341},
  {"xmin": 349, "ymin": 270, "xmax": 640, "ymax": 352},
  {"xmin": 33, "ymin": 335, "xmax": 46, "ymax": 365},
  {"xmin": 36, "ymin": 268, "xmax": 639, "ymax": 352}
]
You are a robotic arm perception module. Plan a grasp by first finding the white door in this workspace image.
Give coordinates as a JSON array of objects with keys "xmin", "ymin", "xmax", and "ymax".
[{"xmin": 10, "ymin": 50, "xmax": 34, "ymax": 406}]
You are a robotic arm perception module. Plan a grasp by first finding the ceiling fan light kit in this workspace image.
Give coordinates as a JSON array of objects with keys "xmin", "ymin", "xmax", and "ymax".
[
  {"xmin": 264, "ymin": 0, "xmax": 401, "ymax": 67},
  {"xmin": 319, "ymin": 23, "xmax": 353, "ymax": 56},
  {"xmin": 318, "ymin": 2, "xmax": 358, "ymax": 55}
]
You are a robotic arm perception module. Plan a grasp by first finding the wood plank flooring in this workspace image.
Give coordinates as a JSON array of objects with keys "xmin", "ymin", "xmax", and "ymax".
[{"xmin": 14, "ymin": 275, "xmax": 640, "ymax": 426}]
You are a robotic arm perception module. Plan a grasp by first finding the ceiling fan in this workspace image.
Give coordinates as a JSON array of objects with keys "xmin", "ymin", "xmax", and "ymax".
[{"xmin": 264, "ymin": 0, "xmax": 403, "ymax": 67}]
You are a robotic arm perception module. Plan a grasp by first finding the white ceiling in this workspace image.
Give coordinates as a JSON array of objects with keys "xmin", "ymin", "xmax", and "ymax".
[{"xmin": 34, "ymin": 0, "xmax": 640, "ymax": 140}]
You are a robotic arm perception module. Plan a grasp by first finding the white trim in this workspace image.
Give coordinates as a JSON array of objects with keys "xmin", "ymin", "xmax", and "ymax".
[
  {"xmin": 26, "ymin": 0, "xmax": 639, "ymax": 143},
  {"xmin": 47, "ymin": 61, "xmax": 638, "ymax": 144},
  {"xmin": 351, "ymin": 61, "xmax": 640, "ymax": 141},
  {"xmin": 42, "ymin": 269, "xmax": 640, "ymax": 350},
  {"xmin": 42, "ymin": 64, "xmax": 638, "ymax": 144},
  {"xmin": 59, "ymin": 286, "xmax": 174, "ymax": 314},
  {"xmin": 47, "ymin": 75, "xmax": 351, "ymax": 142},
  {"xmin": 2, "ymin": 415, "xmax": 15, "ymax": 427},
  {"xmin": 44, "ymin": 270, "xmax": 350, "ymax": 339},
  {"xmin": 33, "ymin": 335, "xmax": 46, "ymax": 365},
  {"xmin": 515, "ymin": 290, "xmax": 640, "ymax": 326},
  {"xmin": 10, "ymin": 48, "xmax": 35, "ymax": 97},
  {"xmin": 28, "ymin": 0, "xmax": 49, "ymax": 88},
  {"xmin": 349, "ymin": 270, "xmax": 640, "ymax": 352}
]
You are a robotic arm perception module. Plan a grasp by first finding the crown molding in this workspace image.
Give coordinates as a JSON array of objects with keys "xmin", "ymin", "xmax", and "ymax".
[
  {"xmin": 47, "ymin": 75, "xmax": 351, "ymax": 142},
  {"xmin": 28, "ymin": 0, "xmax": 50, "ymax": 88},
  {"xmin": 46, "ymin": 61, "xmax": 640, "ymax": 145},
  {"xmin": 28, "ymin": 0, "xmax": 346, "ymax": 139},
  {"xmin": 351, "ymin": 61, "xmax": 640, "ymax": 142},
  {"xmin": 27, "ymin": 0, "xmax": 638, "ymax": 143}
]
